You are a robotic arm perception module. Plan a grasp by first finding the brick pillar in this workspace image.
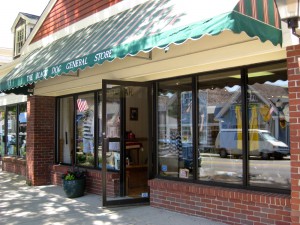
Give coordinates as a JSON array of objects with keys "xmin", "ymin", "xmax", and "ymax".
[
  {"xmin": 26, "ymin": 95, "xmax": 55, "ymax": 186},
  {"xmin": 287, "ymin": 45, "xmax": 300, "ymax": 225}
]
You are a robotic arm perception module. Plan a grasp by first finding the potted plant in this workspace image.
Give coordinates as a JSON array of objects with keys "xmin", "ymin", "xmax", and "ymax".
[{"xmin": 61, "ymin": 167, "xmax": 87, "ymax": 198}]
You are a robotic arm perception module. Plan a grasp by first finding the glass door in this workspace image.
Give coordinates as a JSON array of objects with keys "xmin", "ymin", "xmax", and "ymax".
[{"xmin": 102, "ymin": 80, "xmax": 152, "ymax": 207}]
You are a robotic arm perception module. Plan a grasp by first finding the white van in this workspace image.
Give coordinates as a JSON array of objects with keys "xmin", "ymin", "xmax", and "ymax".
[{"xmin": 215, "ymin": 129, "xmax": 289, "ymax": 160}]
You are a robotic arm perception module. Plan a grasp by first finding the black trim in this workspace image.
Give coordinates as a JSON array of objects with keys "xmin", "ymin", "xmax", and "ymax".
[
  {"xmin": 153, "ymin": 82, "xmax": 158, "ymax": 176},
  {"xmin": 155, "ymin": 175, "xmax": 290, "ymax": 195},
  {"xmin": 148, "ymin": 82, "xmax": 155, "ymax": 179},
  {"xmin": 55, "ymin": 98, "xmax": 60, "ymax": 164},
  {"xmin": 154, "ymin": 59, "xmax": 286, "ymax": 84},
  {"xmin": 73, "ymin": 95, "xmax": 76, "ymax": 166},
  {"xmin": 95, "ymin": 92, "xmax": 100, "ymax": 168},
  {"xmin": 55, "ymin": 59, "xmax": 289, "ymax": 195},
  {"xmin": 241, "ymin": 68, "xmax": 249, "ymax": 187},
  {"xmin": 102, "ymin": 79, "xmax": 153, "ymax": 207},
  {"xmin": 154, "ymin": 60, "xmax": 290, "ymax": 195},
  {"xmin": 0, "ymin": 102, "xmax": 27, "ymax": 158},
  {"xmin": 192, "ymin": 76, "xmax": 198, "ymax": 180},
  {"xmin": 120, "ymin": 86, "xmax": 126, "ymax": 197},
  {"xmin": 4, "ymin": 106, "xmax": 8, "ymax": 155},
  {"xmin": 16, "ymin": 105, "xmax": 20, "ymax": 156},
  {"xmin": 1, "ymin": 84, "xmax": 34, "ymax": 96}
]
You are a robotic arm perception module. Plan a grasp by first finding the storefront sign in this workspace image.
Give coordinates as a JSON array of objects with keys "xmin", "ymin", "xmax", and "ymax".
[
  {"xmin": 35, "ymin": 69, "xmax": 48, "ymax": 80},
  {"xmin": 7, "ymin": 48, "xmax": 114, "ymax": 89},
  {"xmin": 66, "ymin": 57, "xmax": 88, "ymax": 70},
  {"xmin": 94, "ymin": 49, "xmax": 113, "ymax": 62}
]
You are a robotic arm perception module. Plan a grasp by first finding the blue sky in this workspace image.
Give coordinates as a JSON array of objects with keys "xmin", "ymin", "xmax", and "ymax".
[{"xmin": 0, "ymin": 0, "xmax": 50, "ymax": 48}]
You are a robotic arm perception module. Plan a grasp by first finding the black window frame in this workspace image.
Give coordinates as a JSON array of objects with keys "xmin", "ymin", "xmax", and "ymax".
[
  {"xmin": 1, "ymin": 102, "xmax": 27, "ymax": 158},
  {"xmin": 154, "ymin": 60, "xmax": 290, "ymax": 194},
  {"xmin": 54, "ymin": 60, "xmax": 289, "ymax": 194},
  {"xmin": 56, "ymin": 90, "xmax": 101, "ymax": 170}
]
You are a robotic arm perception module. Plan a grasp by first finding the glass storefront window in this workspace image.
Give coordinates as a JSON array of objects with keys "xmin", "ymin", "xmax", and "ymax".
[
  {"xmin": 248, "ymin": 63, "xmax": 290, "ymax": 189},
  {"xmin": 198, "ymin": 71, "xmax": 243, "ymax": 184},
  {"xmin": 53, "ymin": 62, "xmax": 289, "ymax": 192},
  {"xmin": 58, "ymin": 96, "xmax": 74, "ymax": 164},
  {"xmin": 18, "ymin": 104, "xmax": 27, "ymax": 158},
  {"xmin": 156, "ymin": 62, "xmax": 289, "ymax": 191},
  {"xmin": 98, "ymin": 92, "xmax": 103, "ymax": 169},
  {"xmin": 0, "ymin": 103, "xmax": 27, "ymax": 158},
  {"xmin": 105, "ymin": 87, "xmax": 121, "ymax": 170},
  {"xmin": 0, "ymin": 107, "xmax": 5, "ymax": 159},
  {"xmin": 157, "ymin": 77, "xmax": 193, "ymax": 179},
  {"xmin": 7, "ymin": 106, "xmax": 17, "ymax": 156},
  {"xmin": 76, "ymin": 93, "xmax": 95, "ymax": 167}
]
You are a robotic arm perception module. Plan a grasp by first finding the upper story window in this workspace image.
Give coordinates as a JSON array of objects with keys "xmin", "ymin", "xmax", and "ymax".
[
  {"xmin": 15, "ymin": 27, "xmax": 25, "ymax": 56},
  {"xmin": 12, "ymin": 13, "xmax": 39, "ymax": 58}
]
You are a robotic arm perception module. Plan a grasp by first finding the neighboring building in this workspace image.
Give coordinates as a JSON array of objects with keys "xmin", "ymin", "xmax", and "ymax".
[
  {"xmin": 0, "ymin": 13, "xmax": 39, "ymax": 163},
  {"xmin": 0, "ymin": 48, "xmax": 12, "ymax": 66},
  {"xmin": 1, "ymin": 0, "xmax": 300, "ymax": 225}
]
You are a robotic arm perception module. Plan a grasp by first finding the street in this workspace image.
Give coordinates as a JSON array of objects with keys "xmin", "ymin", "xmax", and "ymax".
[{"xmin": 199, "ymin": 154, "xmax": 290, "ymax": 188}]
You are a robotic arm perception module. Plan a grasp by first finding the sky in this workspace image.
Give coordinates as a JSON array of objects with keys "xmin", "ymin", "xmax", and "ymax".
[{"xmin": 0, "ymin": 0, "xmax": 50, "ymax": 49}]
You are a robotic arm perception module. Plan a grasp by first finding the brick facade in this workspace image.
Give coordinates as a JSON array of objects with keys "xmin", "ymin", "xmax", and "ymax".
[
  {"xmin": 149, "ymin": 179, "xmax": 291, "ymax": 225},
  {"xmin": 2, "ymin": 157, "xmax": 26, "ymax": 176},
  {"xmin": 3, "ymin": 46, "xmax": 300, "ymax": 225},
  {"xmin": 146, "ymin": 45, "xmax": 300, "ymax": 225},
  {"xmin": 287, "ymin": 45, "xmax": 300, "ymax": 225},
  {"xmin": 26, "ymin": 96, "xmax": 55, "ymax": 186},
  {"xmin": 51, "ymin": 164, "xmax": 120, "ymax": 197}
]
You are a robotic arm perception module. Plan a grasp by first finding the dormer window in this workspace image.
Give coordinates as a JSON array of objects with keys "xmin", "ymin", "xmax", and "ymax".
[
  {"xmin": 15, "ymin": 27, "xmax": 25, "ymax": 55},
  {"xmin": 12, "ymin": 13, "xmax": 39, "ymax": 59}
]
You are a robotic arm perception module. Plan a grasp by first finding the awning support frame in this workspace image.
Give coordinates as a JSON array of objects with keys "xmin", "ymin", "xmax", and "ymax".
[
  {"xmin": 63, "ymin": 70, "xmax": 80, "ymax": 77},
  {"xmin": 132, "ymin": 51, "xmax": 152, "ymax": 61}
]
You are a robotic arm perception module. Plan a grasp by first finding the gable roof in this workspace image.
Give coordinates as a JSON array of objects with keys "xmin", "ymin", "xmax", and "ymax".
[
  {"xmin": 20, "ymin": 12, "xmax": 40, "ymax": 20},
  {"xmin": 11, "ymin": 12, "xmax": 40, "ymax": 32}
]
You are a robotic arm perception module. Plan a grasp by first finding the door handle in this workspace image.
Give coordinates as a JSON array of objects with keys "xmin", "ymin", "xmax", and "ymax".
[
  {"xmin": 65, "ymin": 132, "xmax": 68, "ymax": 145},
  {"xmin": 103, "ymin": 138, "xmax": 108, "ymax": 153}
]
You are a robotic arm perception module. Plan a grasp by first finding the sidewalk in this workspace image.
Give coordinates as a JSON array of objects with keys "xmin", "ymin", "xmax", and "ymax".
[{"xmin": 0, "ymin": 169, "xmax": 226, "ymax": 225}]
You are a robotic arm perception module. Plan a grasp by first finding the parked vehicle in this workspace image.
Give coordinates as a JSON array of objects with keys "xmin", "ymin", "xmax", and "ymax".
[{"xmin": 215, "ymin": 129, "xmax": 289, "ymax": 160}]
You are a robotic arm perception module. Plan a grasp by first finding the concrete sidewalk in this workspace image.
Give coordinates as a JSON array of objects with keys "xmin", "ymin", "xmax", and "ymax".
[{"xmin": 0, "ymin": 170, "xmax": 226, "ymax": 225}]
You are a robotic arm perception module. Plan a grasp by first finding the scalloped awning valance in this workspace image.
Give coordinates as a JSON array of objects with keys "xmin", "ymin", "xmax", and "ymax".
[{"xmin": 0, "ymin": 0, "xmax": 282, "ymax": 92}]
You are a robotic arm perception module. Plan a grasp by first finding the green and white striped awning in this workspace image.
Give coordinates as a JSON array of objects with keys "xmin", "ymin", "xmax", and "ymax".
[{"xmin": 0, "ymin": 0, "xmax": 282, "ymax": 92}]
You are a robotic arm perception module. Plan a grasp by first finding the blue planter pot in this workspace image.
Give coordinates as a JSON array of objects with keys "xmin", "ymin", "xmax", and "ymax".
[{"xmin": 62, "ymin": 178, "xmax": 86, "ymax": 198}]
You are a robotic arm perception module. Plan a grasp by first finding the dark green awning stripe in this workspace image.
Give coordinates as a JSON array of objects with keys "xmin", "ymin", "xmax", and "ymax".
[
  {"xmin": 234, "ymin": 0, "xmax": 280, "ymax": 28},
  {"xmin": 0, "ymin": 0, "xmax": 282, "ymax": 92}
]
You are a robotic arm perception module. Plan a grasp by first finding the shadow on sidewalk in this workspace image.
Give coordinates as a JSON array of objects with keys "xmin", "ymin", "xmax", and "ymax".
[{"xmin": 0, "ymin": 170, "xmax": 225, "ymax": 225}]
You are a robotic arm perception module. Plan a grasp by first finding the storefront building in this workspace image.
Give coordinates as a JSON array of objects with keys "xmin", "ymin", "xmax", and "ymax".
[
  {"xmin": 0, "ymin": 95, "xmax": 27, "ymax": 175},
  {"xmin": 0, "ymin": 0, "xmax": 299, "ymax": 224}
]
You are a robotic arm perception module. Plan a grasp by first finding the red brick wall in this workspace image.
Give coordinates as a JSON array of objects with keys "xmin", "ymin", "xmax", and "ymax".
[
  {"xmin": 51, "ymin": 164, "xmax": 120, "ymax": 197},
  {"xmin": 2, "ymin": 157, "xmax": 26, "ymax": 177},
  {"xmin": 26, "ymin": 96, "xmax": 55, "ymax": 186},
  {"xmin": 149, "ymin": 179, "xmax": 291, "ymax": 225},
  {"xmin": 287, "ymin": 45, "xmax": 300, "ymax": 225}
]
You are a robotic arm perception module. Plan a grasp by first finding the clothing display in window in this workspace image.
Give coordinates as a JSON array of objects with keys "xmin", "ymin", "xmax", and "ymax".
[{"xmin": 83, "ymin": 111, "xmax": 94, "ymax": 153}]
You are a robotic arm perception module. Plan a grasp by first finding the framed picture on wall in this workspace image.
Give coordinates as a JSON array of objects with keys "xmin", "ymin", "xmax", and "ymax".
[{"xmin": 130, "ymin": 107, "xmax": 138, "ymax": 121}]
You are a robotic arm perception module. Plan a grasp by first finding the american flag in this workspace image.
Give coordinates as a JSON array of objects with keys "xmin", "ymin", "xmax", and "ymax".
[{"xmin": 77, "ymin": 99, "xmax": 88, "ymax": 112}]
